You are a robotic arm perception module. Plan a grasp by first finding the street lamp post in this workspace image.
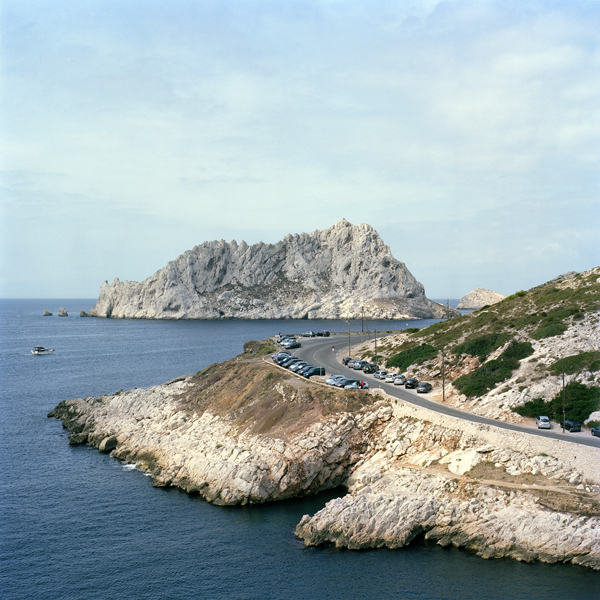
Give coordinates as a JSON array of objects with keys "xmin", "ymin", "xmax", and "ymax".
[
  {"xmin": 562, "ymin": 373, "xmax": 566, "ymax": 433},
  {"xmin": 374, "ymin": 329, "xmax": 378, "ymax": 368}
]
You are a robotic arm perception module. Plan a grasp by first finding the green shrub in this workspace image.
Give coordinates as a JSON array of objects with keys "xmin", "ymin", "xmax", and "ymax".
[
  {"xmin": 405, "ymin": 328, "xmax": 420, "ymax": 334},
  {"xmin": 512, "ymin": 382, "xmax": 600, "ymax": 423},
  {"xmin": 386, "ymin": 343, "xmax": 437, "ymax": 371},
  {"xmin": 587, "ymin": 420, "xmax": 600, "ymax": 428},
  {"xmin": 550, "ymin": 351, "xmax": 600, "ymax": 375},
  {"xmin": 453, "ymin": 358, "xmax": 518, "ymax": 397},
  {"xmin": 455, "ymin": 333, "xmax": 509, "ymax": 361},
  {"xmin": 499, "ymin": 340, "xmax": 534, "ymax": 361},
  {"xmin": 532, "ymin": 322, "xmax": 567, "ymax": 339}
]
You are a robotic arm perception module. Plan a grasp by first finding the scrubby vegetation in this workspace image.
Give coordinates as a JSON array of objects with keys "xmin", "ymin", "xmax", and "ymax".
[
  {"xmin": 550, "ymin": 351, "xmax": 600, "ymax": 375},
  {"xmin": 454, "ymin": 333, "xmax": 510, "ymax": 361},
  {"xmin": 512, "ymin": 382, "xmax": 600, "ymax": 424},
  {"xmin": 386, "ymin": 343, "xmax": 437, "ymax": 371},
  {"xmin": 453, "ymin": 340, "xmax": 534, "ymax": 398}
]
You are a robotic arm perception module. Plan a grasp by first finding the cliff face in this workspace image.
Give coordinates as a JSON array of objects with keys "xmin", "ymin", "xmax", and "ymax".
[{"xmin": 88, "ymin": 220, "xmax": 452, "ymax": 320}]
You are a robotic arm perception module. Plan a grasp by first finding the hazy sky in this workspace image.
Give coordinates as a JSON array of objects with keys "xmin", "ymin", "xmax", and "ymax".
[{"xmin": 2, "ymin": 0, "xmax": 599, "ymax": 299}]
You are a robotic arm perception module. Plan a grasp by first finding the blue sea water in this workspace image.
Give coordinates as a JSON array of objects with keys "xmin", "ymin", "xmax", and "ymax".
[{"xmin": 0, "ymin": 299, "xmax": 597, "ymax": 600}]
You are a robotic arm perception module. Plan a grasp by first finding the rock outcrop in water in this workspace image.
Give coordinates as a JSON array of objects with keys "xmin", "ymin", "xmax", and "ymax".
[
  {"xmin": 457, "ymin": 288, "xmax": 506, "ymax": 309},
  {"xmin": 87, "ymin": 220, "xmax": 454, "ymax": 320},
  {"xmin": 49, "ymin": 344, "xmax": 600, "ymax": 570}
]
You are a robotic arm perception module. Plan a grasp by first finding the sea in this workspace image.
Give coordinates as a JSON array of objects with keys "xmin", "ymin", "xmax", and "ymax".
[{"xmin": 0, "ymin": 299, "xmax": 597, "ymax": 600}]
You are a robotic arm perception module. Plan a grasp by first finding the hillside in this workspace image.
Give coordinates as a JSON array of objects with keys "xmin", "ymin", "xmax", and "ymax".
[{"xmin": 354, "ymin": 268, "xmax": 600, "ymax": 424}]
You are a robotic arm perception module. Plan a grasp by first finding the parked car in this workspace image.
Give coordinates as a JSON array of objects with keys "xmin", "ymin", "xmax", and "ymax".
[
  {"xmin": 345, "ymin": 380, "xmax": 369, "ymax": 389},
  {"xmin": 384, "ymin": 373, "xmax": 397, "ymax": 383},
  {"xmin": 325, "ymin": 375, "xmax": 346, "ymax": 385},
  {"xmin": 333, "ymin": 378, "xmax": 355, "ymax": 388},
  {"xmin": 300, "ymin": 331, "xmax": 316, "ymax": 337},
  {"xmin": 283, "ymin": 340, "xmax": 301, "ymax": 349},
  {"xmin": 405, "ymin": 378, "xmax": 419, "ymax": 389},
  {"xmin": 272, "ymin": 351, "xmax": 291, "ymax": 360},
  {"xmin": 536, "ymin": 416, "xmax": 551, "ymax": 429},
  {"xmin": 342, "ymin": 357, "xmax": 353, "ymax": 365},
  {"xmin": 564, "ymin": 420, "xmax": 581, "ymax": 432},
  {"xmin": 374, "ymin": 370, "xmax": 388, "ymax": 380},
  {"xmin": 277, "ymin": 336, "xmax": 295, "ymax": 345},
  {"xmin": 316, "ymin": 330, "xmax": 330, "ymax": 337},
  {"xmin": 416, "ymin": 382, "xmax": 432, "ymax": 393},
  {"xmin": 280, "ymin": 357, "xmax": 301, "ymax": 367},
  {"xmin": 289, "ymin": 361, "xmax": 309, "ymax": 372},
  {"xmin": 363, "ymin": 363, "xmax": 377, "ymax": 374},
  {"xmin": 393, "ymin": 375, "xmax": 406, "ymax": 385},
  {"xmin": 591, "ymin": 426, "xmax": 600, "ymax": 437},
  {"xmin": 276, "ymin": 355, "xmax": 296, "ymax": 365},
  {"xmin": 303, "ymin": 366, "xmax": 326, "ymax": 378},
  {"xmin": 299, "ymin": 364, "xmax": 318, "ymax": 376},
  {"xmin": 352, "ymin": 361, "xmax": 366, "ymax": 370}
]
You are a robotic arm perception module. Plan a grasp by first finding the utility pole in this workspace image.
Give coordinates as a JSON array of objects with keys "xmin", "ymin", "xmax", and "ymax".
[
  {"xmin": 374, "ymin": 329, "xmax": 378, "ymax": 368},
  {"xmin": 441, "ymin": 348, "xmax": 446, "ymax": 403},
  {"xmin": 562, "ymin": 373, "xmax": 566, "ymax": 433},
  {"xmin": 361, "ymin": 307, "xmax": 364, "ymax": 344},
  {"xmin": 446, "ymin": 299, "xmax": 450, "ymax": 320},
  {"xmin": 347, "ymin": 320, "xmax": 351, "ymax": 358}
]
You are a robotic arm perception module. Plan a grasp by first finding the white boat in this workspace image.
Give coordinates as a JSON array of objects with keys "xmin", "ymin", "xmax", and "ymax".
[{"xmin": 31, "ymin": 346, "xmax": 55, "ymax": 355}]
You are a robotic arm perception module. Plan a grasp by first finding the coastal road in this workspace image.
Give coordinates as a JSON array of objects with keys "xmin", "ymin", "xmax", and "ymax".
[{"xmin": 293, "ymin": 334, "xmax": 600, "ymax": 450}]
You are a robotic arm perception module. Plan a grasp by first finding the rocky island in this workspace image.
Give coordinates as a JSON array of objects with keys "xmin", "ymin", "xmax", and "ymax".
[
  {"xmin": 457, "ymin": 288, "xmax": 506, "ymax": 309},
  {"xmin": 87, "ymin": 220, "xmax": 455, "ymax": 320}
]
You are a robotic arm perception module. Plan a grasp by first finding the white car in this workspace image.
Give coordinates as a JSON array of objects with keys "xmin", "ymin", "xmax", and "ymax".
[
  {"xmin": 385, "ymin": 373, "xmax": 396, "ymax": 383},
  {"xmin": 536, "ymin": 416, "xmax": 551, "ymax": 429}
]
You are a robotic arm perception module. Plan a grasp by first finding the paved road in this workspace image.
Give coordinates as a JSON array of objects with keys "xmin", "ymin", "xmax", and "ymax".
[{"xmin": 292, "ymin": 334, "xmax": 600, "ymax": 450}]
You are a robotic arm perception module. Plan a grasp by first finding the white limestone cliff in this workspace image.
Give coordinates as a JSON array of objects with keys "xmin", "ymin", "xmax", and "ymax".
[
  {"xmin": 87, "ymin": 220, "xmax": 452, "ymax": 320},
  {"xmin": 457, "ymin": 288, "xmax": 506, "ymax": 309}
]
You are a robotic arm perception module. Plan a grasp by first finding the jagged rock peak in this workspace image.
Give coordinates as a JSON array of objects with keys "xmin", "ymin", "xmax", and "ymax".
[
  {"xmin": 457, "ymin": 288, "xmax": 506, "ymax": 310},
  {"xmin": 88, "ymin": 220, "xmax": 455, "ymax": 320}
]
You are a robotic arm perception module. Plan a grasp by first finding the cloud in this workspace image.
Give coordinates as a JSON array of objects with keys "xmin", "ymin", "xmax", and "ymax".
[{"xmin": 1, "ymin": 0, "xmax": 599, "ymax": 297}]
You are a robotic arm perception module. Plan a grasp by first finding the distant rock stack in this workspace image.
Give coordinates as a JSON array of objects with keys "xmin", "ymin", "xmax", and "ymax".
[
  {"xmin": 457, "ymin": 288, "xmax": 506, "ymax": 310},
  {"xmin": 87, "ymin": 220, "xmax": 458, "ymax": 321},
  {"xmin": 80, "ymin": 310, "xmax": 89, "ymax": 317},
  {"xmin": 58, "ymin": 308, "xmax": 68, "ymax": 317},
  {"xmin": 43, "ymin": 310, "xmax": 52, "ymax": 316}
]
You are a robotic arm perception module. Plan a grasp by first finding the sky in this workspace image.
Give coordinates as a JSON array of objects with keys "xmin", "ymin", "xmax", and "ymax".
[{"xmin": 1, "ymin": 0, "xmax": 599, "ymax": 299}]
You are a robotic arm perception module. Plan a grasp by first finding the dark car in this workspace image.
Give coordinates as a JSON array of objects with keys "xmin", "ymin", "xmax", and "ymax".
[
  {"xmin": 592, "ymin": 426, "xmax": 600, "ymax": 437},
  {"xmin": 272, "ymin": 351, "xmax": 291, "ymax": 361},
  {"xmin": 564, "ymin": 420, "xmax": 581, "ymax": 432},
  {"xmin": 342, "ymin": 356, "xmax": 353, "ymax": 365},
  {"xmin": 316, "ymin": 330, "xmax": 330, "ymax": 337},
  {"xmin": 363, "ymin": 363, "xmax": 377, "ymax": 374},
  {"xmin": 405, "ymin": 378, "xmax": 419, "ymax": 389},
  {"xmin": 303, "ymin": 366, "xmax": 326, "ymax": 378},
  {"xmin": 416, "ymin": 382, "xmax": 432, "ymax": 393},
  {"xmin": 280, "ymin": 357, "xmax": 301, "ymax": 367}
]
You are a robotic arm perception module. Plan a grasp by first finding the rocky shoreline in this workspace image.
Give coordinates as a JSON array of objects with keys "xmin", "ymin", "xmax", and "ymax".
[{"xmin": 49, "ymin": 350, "xmax": 600, "ymax": 569}]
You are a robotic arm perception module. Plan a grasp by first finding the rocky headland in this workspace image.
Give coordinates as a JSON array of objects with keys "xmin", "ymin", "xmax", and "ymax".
[
  {"xmin": 457, "ymin": 288, "xmax": 506, "ymax": 309},
  {"xmin": 50, "ymin": 341, "xmax": 600, "ymax": 569},
  {"xmin": 86, "ymin": 220, "xmax": 455, "ymax": 320}
]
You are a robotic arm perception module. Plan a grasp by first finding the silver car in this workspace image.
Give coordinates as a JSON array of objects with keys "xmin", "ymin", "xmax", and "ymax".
[{"xmin": 536, "ymin": 416, "xmax": 551, "ymax": 429}]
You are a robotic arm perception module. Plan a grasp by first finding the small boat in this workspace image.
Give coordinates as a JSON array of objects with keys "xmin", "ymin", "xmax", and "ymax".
[{"xmin": 31, "ymin": 346, "xmax": 55, "ymax": 355}]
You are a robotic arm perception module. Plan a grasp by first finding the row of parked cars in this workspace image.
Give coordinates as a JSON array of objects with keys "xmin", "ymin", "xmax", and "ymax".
[
  {"xmin": 324, "ymin": 375, "xmax": 369, "ymax": 389},
  {"xmin": 299, "ymin": 331, "xmax": 330, "ymax": 337},
  {"xmin": 342, "ymin": 359, "xmax": 433, "ymax": 393},
  {"xmin": 271, "ymin": 350, "xmax": 325, "ymax": 378}
]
